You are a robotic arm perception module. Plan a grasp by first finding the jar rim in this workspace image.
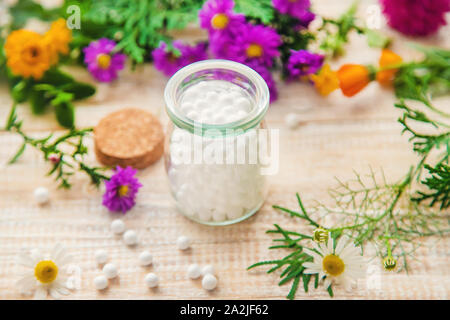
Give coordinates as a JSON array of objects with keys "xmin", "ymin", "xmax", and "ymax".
[{"xmin": 164, "ymin": 59, "xmax": 270, "ymax": 134}]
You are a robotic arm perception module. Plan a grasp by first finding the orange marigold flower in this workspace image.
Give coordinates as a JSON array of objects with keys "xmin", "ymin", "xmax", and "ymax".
[
  {"xmin": 44, "ymin": 18, "xmax": 72, "ymax": 64},
  {"xmin": 376, "ymin": 49, "xmax": 402, "ymax": 86},
  {"xmin": 4, "ymin": 29, "xmax": 51, "ymax": 80},
  {"xmin": 337, "ymin": 64, "xmax": 374, "ymax": 97},
  {"xmin": 310, "ymin": 64, "xmax": 340, "ymax": 96}
]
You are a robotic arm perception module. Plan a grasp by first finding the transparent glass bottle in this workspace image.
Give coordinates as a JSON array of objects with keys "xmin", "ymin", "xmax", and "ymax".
[{"xmin": 164, "ymin": 60, "xmax": 270, "ymax": 225}]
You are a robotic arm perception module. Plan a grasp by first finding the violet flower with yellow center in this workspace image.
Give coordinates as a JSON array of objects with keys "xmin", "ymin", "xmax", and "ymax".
[
  {"xmin": 83, "ymin": 38, "xmax": 126, "ymax": 83},
  {"xmin": 231, "ymin": 24, "xmax": 281, "ymax": 67},
  {"xmin": 310, "ymin": 64, "xmax": 339, "ymax": 96},
  {"xmin": 199, "ymin": 0, "xmax": 245, "ymax": 33},
  {"xmin": 102, "ymin": 166, "xmax": 142, "ymax": 213}
]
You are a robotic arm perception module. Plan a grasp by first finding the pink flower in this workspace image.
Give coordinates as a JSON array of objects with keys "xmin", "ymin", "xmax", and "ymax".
[
  {"xmin": 380, "ymin": 0, "xmax": 450, "ymax": 36},
  {"xmin": 152, "ymin": 41, "xmax": 208, "ymax": 77},
  {"xmin": 83, "ymin": 38, "xmax": 126, "ymax": 83},
  {"xmin": 230, "ymin": 23, "xmax": 281, "ymax": 67},
  {"xmin": 199, "ymin": 0, "xmax": 245, "ymax": 34},
  {"xmin": 286, "ymin": 49, "xmax": 324, "ymax": 79}
]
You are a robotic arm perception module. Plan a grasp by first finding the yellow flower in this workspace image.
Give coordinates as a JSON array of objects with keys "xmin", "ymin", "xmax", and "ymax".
[
  {"xmin": 310, "ymin": 64, "xmax": 339, "ymax": 96},
  {"xmin": 4, "ymin": 29, "xmax": 51, "ymax": 80},
  {"xmin": 44, "ymin": 18, "xmax": 72, "ymax": 64}
]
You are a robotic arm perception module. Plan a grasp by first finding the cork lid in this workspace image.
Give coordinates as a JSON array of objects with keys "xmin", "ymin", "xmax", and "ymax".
[{"xmin": 94, "ymin": 108, "xmax": 164, "ymax": 168}]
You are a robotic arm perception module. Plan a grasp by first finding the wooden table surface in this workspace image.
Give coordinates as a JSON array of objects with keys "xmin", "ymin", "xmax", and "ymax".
[{"xmin": 1, "ymin": 0, "xmax": 449, "ymax": 299}]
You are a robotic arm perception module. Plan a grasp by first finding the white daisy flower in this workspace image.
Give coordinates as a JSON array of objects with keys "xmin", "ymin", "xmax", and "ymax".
[
  {"xmin": 303, "ymin": 236, "xmax": 365, "ymax": 291},
  {"xmin": 17, "ymin": 243, "xmax": 72, "ymax": 299}
]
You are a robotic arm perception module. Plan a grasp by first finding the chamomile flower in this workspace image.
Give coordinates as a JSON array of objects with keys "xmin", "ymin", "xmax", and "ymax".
[
  {"xmin": 303, "ymin": 236, "xmax": 365, "ymax": 291},
  {"xmin": 16, "ymin": 243, "xmax": 72, "ymax": 299}
]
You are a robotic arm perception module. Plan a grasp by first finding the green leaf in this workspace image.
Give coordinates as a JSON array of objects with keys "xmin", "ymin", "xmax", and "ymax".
[
  {"xmin": 234, "ymin": 0, "xmax": 274, "ymax": 24},
  {"xmin": 54, "ymin": 101, "xmax": 75, "ymax": 128},
  {"xmin": 62, "ymin": 82, "xmax": 96, "ymax": 100},
  {"xmin": 9, "ymin": 0, "xmax": 60, "ymax": 30},
  {"xmin": 327, "ymin": 284, "xmax": 334, "ymax": 297},
  {"xmin": 8, "ymin": 143, "xmax": 26, "ymax": 164},
  {"xmin": 40, "ymin": 68, "xmax": 75, "ymax": 86},
  {"xmin": 11, "ymin": 79, "xmax": 32, "ymax": 103},
  {"xmin": 29, "ymin": 89, "xmax": 50, "ymax": 114}
]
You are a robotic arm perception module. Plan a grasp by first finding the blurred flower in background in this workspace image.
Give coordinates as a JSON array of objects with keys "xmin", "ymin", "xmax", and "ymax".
[
  {"xmin": 152, "ymin": 41, "xmax": 208, "ymax": 77},
  {"xmin": 287, "ymin": 49, "xmax": 324, "ymax": 80},
  {"xmin": 380, "ymin": 0, "xmax": 450, "ymax": 36}
]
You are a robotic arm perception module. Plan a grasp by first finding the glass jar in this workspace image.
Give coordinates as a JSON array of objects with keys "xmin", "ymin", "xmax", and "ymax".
[{"xmin": 164, "ymin": 60, "xmax": 270, "ymax": 226}]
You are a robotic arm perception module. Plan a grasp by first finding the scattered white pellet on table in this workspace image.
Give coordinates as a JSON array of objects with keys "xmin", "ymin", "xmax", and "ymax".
[
  {"xmin": 123, "ymin": 230, "xmax": 138, "ymax": 246},
  {"xmin": 202, "ymin": 274, "xmax": 217, "ymax": 291},
  {"xmin": 102, "ymin": 263, "xmax": 118, "ymax": 279},
  {"xmin": 201, "ymin": 265, "xmax": 215, "ymax": 276},
  {"xmin": 177, "ymin": 236, "xmax": 191, "ymax": 250},
  {"xmin": 95, "ymin": 249, "xmax": 108, "ymax": 265},
  {"xmin": 144, "ymin": 273, "xmax": 159, "ymax": 288},
  {"xmin": 34, "ymin": 187, "xmax": 49, "ymax": 205},
  {"xmin": 284, "ymin": 113, "xmax": 301, "ymax": 129},
  {"xmin": 93, "ymin": 275, "xmax": 108, "ymax": 290},
  {"xmin": 138, "ymin": 251, "xmax": 153, "ymax": 266},
  {"xmin": 111, "ymin": 219, "xmax": 126, "ymax": 234},
  {"xmin": 187, "ymin": 264, "xmax": 202, "ymax": 279}
]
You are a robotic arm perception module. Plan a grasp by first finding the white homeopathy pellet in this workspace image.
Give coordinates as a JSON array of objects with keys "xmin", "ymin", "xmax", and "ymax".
[
  {"xmin": 187, "ymin": 264, "xmax": 202, "ymax": 279},
  {"xmin": 102, "ymin": 263, "xmax": 118, "ymax": 279},
  {"xmin": 177, "ymin": 236, "xmax": 191, "ymax": 250},
  {"xmin": 285, "ymin": 113, "xmax": 301, "ymax": 129},
  {"xmin": 34, "ymin": 187, "xmax": 49, "ymax": 205},
  {"xmin": 202, "ymin": 274, "xmax": 217, "ymax": 291},
  {"xmin": 123, "ymin": 230, "xmax": 138, "ymax": 246},
  {"xmin": 138, "ymin": 251, "xmax": 153, "ymax": 266},
  {"xmin": 111, "ymin": 219, "xmax": 126, "ymax": 234},
  {"xmin": 93, "ymin": 275, "xmax": 108, "ymax": 290},
  {"xmin": 95, "ymin": 249, "xmax": 108, "ymax": 265},
  {"xmin": 201, "ymin": 265, "xmax": 215, "ymax": 276},
  {"xmin": 144, "ymin": 273, "xmax": 159, "ymax": 288}
]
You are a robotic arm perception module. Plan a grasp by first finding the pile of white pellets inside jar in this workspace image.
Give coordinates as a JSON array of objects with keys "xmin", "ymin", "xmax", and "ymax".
[
  {"xmin": 93, "ymin": 219, "xmax": 218, "ymax": 292},
  {"xmin": 167, "ymin": 80, "xmax": 266, "ymax": 224}
]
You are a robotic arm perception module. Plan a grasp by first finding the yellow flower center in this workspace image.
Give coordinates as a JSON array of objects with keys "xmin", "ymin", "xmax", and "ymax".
[
  {"xmin": 34, "ymin": 260, "xmax": 58, "ymax": 284},
  {"xmin": 322, "ymin": 254, "xmax": 345, "ymax": 277},
  {"xmin": 211, "ymin": 13, "xmax": 229, "ymax": 30},
  {"xmin": 97, "ymin": 54, "xmax": 111, "ymax": 69},
  {"xmin": 246, "ymin": 44, "xmax": 263, "ymax": 58},
  {"xmin": 118, "ymin": 185, "xmax": 129, "ymax": 197}
]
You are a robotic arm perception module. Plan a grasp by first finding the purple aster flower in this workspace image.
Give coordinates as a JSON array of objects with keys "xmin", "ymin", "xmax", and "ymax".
[
  {"xmin": 152, "ymin": 41, "xmax": 208, "ymax": 77},
  {"xmin": 272, "ymin": 0, "xmax": 312, "ymax": 20},
  {"xmin": 380, "ymin": 0, "xmax": 450, "ymax": 36},
  {"xmin": 286, "ymin": 49, "xmax": 324, "ymax": 79},
  {"xmin": 230, "ymin": 23, "xmax": 281, "ymax": 67},
  {"xmin": 247, "ymin": 62, "xmax": 278, "ymax": 103},
  {"xmin": 83, "ymin": 38, "xmax": 126, "ymax": 83},
  {"xmin": 102, "ymin": 166, "xmax": 142, "ymax": 213},
  {"xmin": 199, "ymin": 0, "xmax": 245, "ymax": 34}
]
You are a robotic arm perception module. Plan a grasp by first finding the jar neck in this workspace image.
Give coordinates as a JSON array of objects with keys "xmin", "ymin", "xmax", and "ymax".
[{"xmin": 164, "ymin": 60, "xmax": 270, "ymax": 136}]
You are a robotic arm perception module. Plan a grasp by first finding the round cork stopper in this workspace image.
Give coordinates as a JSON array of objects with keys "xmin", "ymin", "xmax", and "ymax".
[{"xmin": 94, "ymin": 108, "xmax": 164, "ymax": 169}]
